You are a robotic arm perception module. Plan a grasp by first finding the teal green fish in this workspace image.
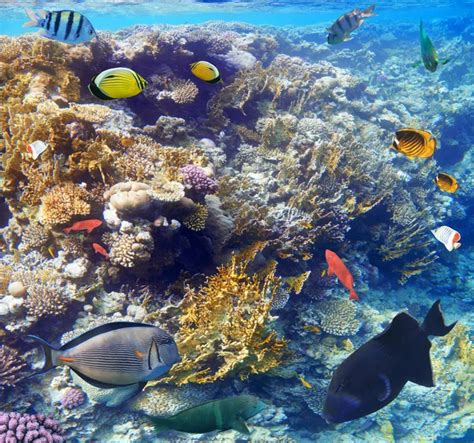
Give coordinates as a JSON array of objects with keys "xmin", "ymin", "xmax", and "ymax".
[
  {"xmin": 151, "ymin": 395, "xmax": 266, "ymax": 435},
  {"xmin": 417, "ymin": 21, "xmax": 449, "ymax": 72}
]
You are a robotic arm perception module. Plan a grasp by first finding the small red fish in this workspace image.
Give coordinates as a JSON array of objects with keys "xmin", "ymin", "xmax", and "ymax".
[
  {"xmin": 325, "ymin": 249, "xmax": 359, "ymax": 301},
  {"xmin": 64, "ymin": 219, "xmax": 102, "ymax": 234},
  {"xmin": 92, "ymin": 243, "xmax": 109, "ymax": 259}
]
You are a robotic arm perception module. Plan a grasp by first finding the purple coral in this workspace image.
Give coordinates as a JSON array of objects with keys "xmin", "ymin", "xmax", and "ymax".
[
  {"xmin": 0, "ymin": 346, "xmax": 26, "ymax": 389},
  {"xmin": 60, "ymin": 388, "xmax": 85, "ymax": 410},
  {"xmin": 0, "ymin": 412, "xmax": 64, "ymax": 442},
  {"xmin": 180, "ymin": 165, "xmax": 218, "ymax": 196}
]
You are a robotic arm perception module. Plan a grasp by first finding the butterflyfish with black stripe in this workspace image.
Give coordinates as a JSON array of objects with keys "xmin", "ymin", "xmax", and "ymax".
[
  {"xmin": 88, "ymin": 67, "xmax": 148, "ymax": 100},
  {"xmin": 27, "ymin": 322, "xmax": 180, "ymax": 389},
  {"xmin": 327, "ymin": 5, "xmax": 376, "ymax": 45},
  {"xmin": 391, "ymin": 128, "xmax": 436, "ymax": 159},
  {"xmin": 435, "ymin": 172, "xmax": 458, "ymax": 193},
  {"xmin": 190, "ymin": 61, "xmax": 221, "ymax": 84},
  {"xmin": 23, "ymin": 9, "xmax": 96, "ymax": 44}
]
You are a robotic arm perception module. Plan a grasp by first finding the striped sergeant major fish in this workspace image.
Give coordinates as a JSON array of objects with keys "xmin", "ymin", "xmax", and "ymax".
[
  {"xmin": 23, "ymin": 9, "xmax": 96, "ymax": 44},
  {"xmin": 28, "ymin": 322, "xmax": 180, "ymax": 389},
  {"xmin": 327, "ymin": 5, "xmax": 376, "ymax": 45}
]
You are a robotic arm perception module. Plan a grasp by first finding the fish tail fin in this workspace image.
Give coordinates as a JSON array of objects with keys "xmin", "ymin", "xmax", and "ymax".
[
  {"xmin": 23, "ymin": 9, "xmax": 41, "ymax": 28},
  {"xmin": 150, "ymin": 417, "xmax": 171, "ymax": 433},
  {"xmin": 362, "ymin": 4, "xmax": 376, "ymax": 17},
  {"xmin": 27, "ymin": 335, "xmax": 59, "ymax": 374},
  {"xmin": 63, "ymin": 227, "xmax": 72, "ymax": 234},
  {"xmin": 421, "ymin": 300, "xmax": 456, "ymax": 337},
  {"xmin": 349, "ymin": 289, "xmax": 359, "ymax": 301}
]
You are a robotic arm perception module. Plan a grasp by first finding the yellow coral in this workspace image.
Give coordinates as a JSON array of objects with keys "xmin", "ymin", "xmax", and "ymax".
[
  {"xmin": 182, "ymin": 203, "xmax": 208, "ymax": 231},
  {"xmin": 285, "ymin": 271, "xmax": 311, "ymax": 295},
  {"xmin": 158, "ymin": 243, "xmax": 287, "ymax": 385},
  {"xmin": 39, "ymin": 182, "xmax": 91, "ymax": 226}
]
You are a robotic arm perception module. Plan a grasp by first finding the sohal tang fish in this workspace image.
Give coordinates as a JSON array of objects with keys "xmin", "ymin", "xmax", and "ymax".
[
  {"xmin": 29, "ymin": 322, "xmax": 180, "ymax": 389},
  {"xmin": 323, "ymin": 300, "xmax": 456, "ymax": 423},
  {"xmin": 23, "ymin": 9, "xmax": 96, "ymax": 44},
  {"xmin": 152, "ymin": 395, "xmax": 266, "ymax": 435},
  {"xmin": 325, "ymin": 249, "xmax": 359, "ymax": 301},
  {"xmin": 327, "ymin": 4, "xmax": 376, "ymax": 44}
]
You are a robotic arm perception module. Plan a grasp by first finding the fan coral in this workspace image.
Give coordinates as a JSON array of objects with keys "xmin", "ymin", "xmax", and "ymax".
[
  {"xmin": 0, "ymin": 412, "xmax": 64, "ymax": 442},
  {"xmin": 0, "ymin": 345, "xmax": 26, "ymax": 389},
  {"xmin": 39, "ymin": 182, "xmax": 91, "ymax": 226},
  {"xmin": 312, "ymin": 299, "xmax": 361, "ymax": 336},
  {"xmin": 60, "ymin": 388, "xmax": 85, "ymax": 410},
  {"xmin": 180, "ymin": 165, "xmax": 218, "ymax": 197},
  {"xmin": 160, "ymin": 243, "xmax": 287, "ymax": 385},
  {"xmin": 182, "ymin": 203, "xmax": 208, "ymax": 231},
  {"xmin": 106, "ymin": 228, "xmax": 154, "ymax": 268},
  {"xmin": 25, "ymin": 284, "xmax": 69, "ymax": 319},
  {"xmin": 18, "ymin": 223, "xmax": 49, "ymax": 253}
]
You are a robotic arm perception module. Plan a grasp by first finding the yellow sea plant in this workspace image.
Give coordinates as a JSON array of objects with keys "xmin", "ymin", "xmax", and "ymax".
[{"xmin": 157, "ymin": 242, "xmax": 287, "ymax": 385}]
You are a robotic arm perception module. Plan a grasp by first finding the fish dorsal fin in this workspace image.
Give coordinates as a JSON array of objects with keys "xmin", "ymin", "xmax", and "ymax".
[
  {"xmin": 405, "ymin": 336, "xmax": 434, "ymax": 387},
  {"xmin": 374, "ymin": 312, "xmax": 420, "ymax": 348},
  {"xmin": 231, "ymin": 417, "xmax": 250, "ymax": 435},
  {"xmin": 61, "ymin": 322, "xmax": 155, "ymax": 351}
]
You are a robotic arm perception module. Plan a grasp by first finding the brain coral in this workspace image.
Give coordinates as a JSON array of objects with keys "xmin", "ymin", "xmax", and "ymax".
[
  {"xmin": 39, "ymin": 182, "xmax": 91, "ymax": 226},
  {"xmin": 312, "ymin": 299, "xmax": 361, "ymax": 336}
]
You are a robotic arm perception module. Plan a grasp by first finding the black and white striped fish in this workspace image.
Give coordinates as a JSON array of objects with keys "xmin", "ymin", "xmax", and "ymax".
[
  {"xmin": 23, "ymin": 9, "xmax": 96, "ymax": 44},
  {"xmin": 28, "ymin": 322, "xmax": 180, "ymax": 389},
  {"xmin": 327, "ymin": 5, "xmax": 376, "ymax": 45}
]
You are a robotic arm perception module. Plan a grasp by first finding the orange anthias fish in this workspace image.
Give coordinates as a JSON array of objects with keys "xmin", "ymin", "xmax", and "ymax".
[
  {"xmin": 64, "ymin": 219, "xmax": 102, "ymax": 234},
  {"xmin": 92, "ymin": 243, "xmax": 109, "ymax": 259},
  {"xmin": 325, "ymin": 249, "xmax": 359, "ymax": 301}
]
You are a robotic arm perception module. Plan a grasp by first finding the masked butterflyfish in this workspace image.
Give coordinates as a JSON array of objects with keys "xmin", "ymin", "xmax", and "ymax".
[
  {"xmin": 88, "ymin": 67, "xmax": 148, "ymax": 100},
  {"xmin": 190, "ymin": 61, "xmax": 221, "ymax": 84},
  {"xmin": 435, "ymin": 172, "xmax": 458, "ymax": 193},
  {"xmin": 431, "ymin": 225, "xmax": 461, "ymax": 252},
  {"xmin": 391, "ymin": 128, "xmax": 436, "ymax": 159},
  {"xmin": 23, "ymin": 9, "xmax": 96, "ymax": 44},
  {"xmin": 28, "ymin": 322, "xmax": 180, "ymax": 389}
]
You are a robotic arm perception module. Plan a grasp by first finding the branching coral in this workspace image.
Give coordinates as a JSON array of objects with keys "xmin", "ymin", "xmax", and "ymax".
[
  {"xmin": 105, "ymin": 227, "xmax": 154, "ymax": 268},
  {"xmin": 182, "ymin": 203, "xmax": 208, "ymax": 231},
  {"xmin": 0, "ymin": 345, "xmax": 26, "ymax": 389},
  {"xmin": 159, "ymin": 243, "xmax": 287, "ymax": 385},
  {"xmin": 25, "ymin": 283, "xmax": 70, "ymax": 319},
  {"xmin": 39, "ymin": 182, "xmax": 91, "ymax": 226},
  {"xmin": 18, "ymin": 223, "xmax": 49, "ymax": 253},
  {"xmin": 312, "ymin": 299, "xmax": 361, "ymax": 336}
]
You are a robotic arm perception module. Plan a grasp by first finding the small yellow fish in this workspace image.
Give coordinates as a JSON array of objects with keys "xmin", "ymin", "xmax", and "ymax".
[
  {"xmin": 321, "ymin": 269, "xmax": 327, "ymax": 277},
  {"xmin": 190, "ymin": 61, "xmax": 221, "ymax": 84},
  {"xmin": 89, "ymin": 67, "xmax": 147, "ymax": 100},
  {"xmin": 303, "ymin": 325, "xmax": 322, "ymax": 334},
  {"xmin": 47, "ymin": 246, "xmax": 55, "ymax": 258},
  {"xmin": 435, "ymin": 172, "xmax": 458, "ymax": 193},
  {"xmin": 299, "ymin": 375, "xmax": 313, "ymax": 389}
]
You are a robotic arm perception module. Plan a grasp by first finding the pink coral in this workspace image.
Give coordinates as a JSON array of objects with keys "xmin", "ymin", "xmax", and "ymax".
[
  {"xmin": 180, "ymin": 165, "xmax": 218, "ymax": 197},
  {"xmin": 0, "ymin": 412, "xmax": 64, "ymax": 442},
  {"xmin": 60, "ymin": 388, "xmax": 85, "ymax": 410}
]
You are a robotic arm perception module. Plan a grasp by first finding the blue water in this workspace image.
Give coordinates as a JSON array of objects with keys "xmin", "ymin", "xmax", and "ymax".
[{"xmin": 0, "ymin": 1, "xmax": 473, "ymax": 442}]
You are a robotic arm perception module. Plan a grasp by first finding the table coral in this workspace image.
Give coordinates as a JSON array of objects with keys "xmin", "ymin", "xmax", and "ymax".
[{"xmin": 160, "ymin": 243, "xmax": 287, "ymax": 385}]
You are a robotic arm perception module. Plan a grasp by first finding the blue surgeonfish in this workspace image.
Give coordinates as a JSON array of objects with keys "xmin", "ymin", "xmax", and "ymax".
[
  {"xmin": 327, "ymin": 5, "xmax": 376, "ymax": 44},
  {"xmin": 28, "ymin": 322, "xmax": 180, "ymax": 389},
  {"xmin": 23, "ymin": 9, "xmax": 96, "ymax": 44},
  {"xmin": 88, "ymin": 68, "xmax": 148, "ymax": 100},
  {"xmin": 323, "ymin": 300, "xmax": 456, "ymax": 423}
]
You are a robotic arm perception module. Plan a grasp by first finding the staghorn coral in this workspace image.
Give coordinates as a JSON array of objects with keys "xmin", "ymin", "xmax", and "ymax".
[
  {"xmin": 182, "ymin": 203, "xmax": 208, "ymax": 231},
  {"xmin": 312, "ymin": 299, "xmax": 361, "ymax": 336},
  {"xmin": 25, "ymin": 283, "xmax": 69, "ymax": 319},
  {"xmin": 39, "ymin": 182, "xmax": 91, "ymax": 226},
  {"xmin": 0, "ymin": 345, "xmax": 26, "ymax": 390},
  {"xmin": 159, "ymin": 243, "xmax": 287, "ymax": 385}
]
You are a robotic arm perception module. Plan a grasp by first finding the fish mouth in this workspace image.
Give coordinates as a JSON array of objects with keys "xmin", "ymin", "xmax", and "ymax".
[{"xmin": 323, "ymin": 392, "xmax": 362, "ymax": 423}]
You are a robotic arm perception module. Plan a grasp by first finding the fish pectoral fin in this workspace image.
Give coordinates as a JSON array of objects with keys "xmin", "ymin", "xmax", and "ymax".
[
  {"xmin": 70, "ymin": 368, "xmax": 134, "ymax": 389},
  {"xmin": 142, "ymin": 364, "xmax": 171, "ymax": 381},
  {"xmin": 376, "ymin": 373, "xmax": 392, "ymax": 401},
  {"xmin": 440, "ymin": 58, "xmax": 450, "ymax": 65},
  {"xmin": 231, "ymin": 418, "xmax": 250, "ymax": 435}
]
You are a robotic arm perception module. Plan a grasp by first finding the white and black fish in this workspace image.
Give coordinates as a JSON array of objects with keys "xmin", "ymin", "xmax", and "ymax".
[
  {"xmin": 327, "ymin": 5, "xmax": 376, "ymax": 45},
  {"xmin": 23, "ymin": 9, "xmax": 96, "ymax": 44},
  {"xmin": 323, "ymin": 300, "xmax": 456, "ymax": 423},
  {"xmin": 28, "ymin": 322, "xmax": 180, "ymax": 389}
]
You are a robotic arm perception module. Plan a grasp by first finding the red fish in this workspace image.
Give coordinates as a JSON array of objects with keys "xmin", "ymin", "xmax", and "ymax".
[
  {"xmin": 92, "ymin": 243, "xmax": 109, "ymax": 259},
  {"xmin": 325, "ymin": 249, "xmax": 359, "ymax": 301},
  {"xmin": 64, "ymin": 219, "xmax": 102, "ymax": 234}
]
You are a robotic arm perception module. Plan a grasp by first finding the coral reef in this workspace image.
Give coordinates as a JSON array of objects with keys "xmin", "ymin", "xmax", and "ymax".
[
  {"xmin": 60, "ymin": 388, "xmax": 85, "ymax": 410},
  {"xmin": 0, "ymin": 346, "xmax": 26, "ymax": 391},
  {"xmin": 0, "ymin": 412, "xmax": 64, "ymax": 442}
]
